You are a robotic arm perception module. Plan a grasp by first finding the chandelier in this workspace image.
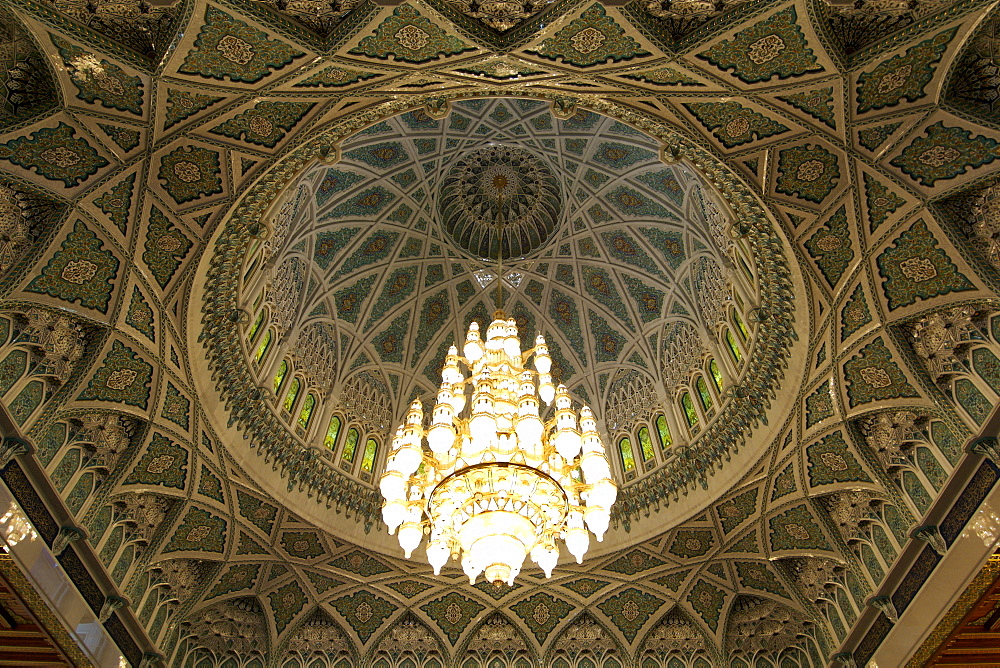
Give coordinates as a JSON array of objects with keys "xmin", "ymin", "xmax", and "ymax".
[{"xmin": 379, "ymin": 312, "xmax": 617, "ymax": 585}]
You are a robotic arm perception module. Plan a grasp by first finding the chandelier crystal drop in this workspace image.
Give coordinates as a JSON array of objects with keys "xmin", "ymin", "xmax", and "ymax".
[{"xmin": 379, "ymin": 312, "xmax": 617, "ymax": 586}]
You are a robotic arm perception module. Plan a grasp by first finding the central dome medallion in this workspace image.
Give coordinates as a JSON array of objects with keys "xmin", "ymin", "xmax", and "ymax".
[{"xmin": 439, "ymin": 145, "xmax": 560, "ymax": 260}]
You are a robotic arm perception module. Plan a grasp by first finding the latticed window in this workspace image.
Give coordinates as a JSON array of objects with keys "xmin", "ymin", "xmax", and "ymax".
[
  {"xmin": 324, "ymin": 415, "xmax": 341, "ymax": 450},
  {"xmin": 254, "ymin": 330, "xmax": 272, "ymax": 364},
  {"xmin": 282, "ymin": 377, "xmax": 301, "ymax": 413},
  {"xmin": 709, "ymin": 359, "xmax": 724, "ymax": 392},
  {"xmin": 297, "ymin": 393, "xmax": 315, "ymax": 430},
  {"xmin": 656, "ymin": 414, "xmax": 672, "ymax": 449},
  {"xmin": 725, "ymin": 329, "xmax": 743, "ymax": 364},
  {"xmin": 619, "ymin": 437, "xmax": 636, "ymax": 479},
  {"xmin": 273, "ymin": 359, "xmax": 288, "ymax": 394},
  {"xmin": 681, "ymin": 392, "xmax": 699, "ymax": 430}
]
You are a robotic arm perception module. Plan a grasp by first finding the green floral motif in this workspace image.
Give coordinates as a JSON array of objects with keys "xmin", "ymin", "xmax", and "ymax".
[
  {"xmin": 581, "ymin": 266, "xmax": 633, "ymax": 330},
  {"xmin": 770, "ymin": 463, "xmax": 796, "ymax": 501},
  {"xmin": 840, "ymin": 284, "xmax": 872, "ymax": 341},
  {"xmin": 269, "ymin": 581, "xmax": 307, "ymax": 635},
  {"xmin": 716, "ymin": 487, "xmax": 758, "ymax": 534},
  {"xmin": 236, "ymin": 531, "xmax": 268, "ymax": 555},
  {"xmin": 209, "ymin": 101, "xmax": 314, "ymax": 148},
  {"xmin": 686, "ymin": 579, "xmax": 727, "ymax": 632},
  {"xmin": 179, "ymin": 6, "xmax": 304, "ymax": 83},
  {"xmin": 651, "ymin": 571, "xmax": 689, "ymax": 590},
  {"xmin": 94, "ymin": 173, "xmax": 135, "ymax": 234},
  {"xmin": 778, "ymin": 87, "xmax": 835, "ymax": 128},
  {"xmin": 668, "ymin": 529, "xmax": 715, "ymax": 558},
  {"xmin": 876, "ymin": 219, "xmax": 975, "ymax": 309},
  {"xmin": 768, "ymin": 504, "xmax": 829, "ymax": 551},
  {"xmin": 365, "ymin": 266, "xmax": 418, "ymax": 332},
  {"xmin": 198, "ymin": 465, "xmax": 224, "ymax": 502},
  {"xmin": 207, "ymin": 563, "xmax": 259, "ymax": 599},
  {"xmin": 857, "ymin": 28, "xmax": 957, "ymax": 113},
  {"xmin": 804, "ymin": 205, "xmax": 853, "ymax": 286},
  {"xmin": 735, "ymin": 562, "xmax": 789, "ymax": 598},
  {"xmin": 329, "ymin": 550, "xmax": 392, "ymax": 576},
  {"xmin": 372, "ymin": 311, "xmax": 410, "ymax": 363},
  {"xmin": 385, "ymin": 580, "xmax": 434, "ymax": 598},
  {"xmin": 863, "ymin": 172, "xmax": 906, "ymax": 232},
  {"xmin": 164, "ymin": 89, "xmax": 224, "ymax": 130},
  {"xmin": 295, "ymin": 65, "xmax": 381, "ymax": 87},
  {"xmin": 305, "ymin": 571, "xmax": 343, "ymax": 595},
  {"xmin": 890, "ymin": 122, "xmax": 1000, "ymax": 186},
  {"xmin": 421, "ymin": 592, "xmax": 486, "ymax": 644},
  {"xmin": 97, "ymin": 124, "xmax": 141, "ymax": 152},
  {"xmin": 858, "ymin": 123, "xmax": 901, "ymax": 152},
  {"xmin": 163, "ymin": 507, "xmax": 227, "ymax": 553},
  {"xmin": 603, "ymin": 549, "xmax": 666, "ymax": 575},
  {"xmin": 122, "ymin": 432, "xmax": 187, "ymax": 489},
  {"xmin": 454, "ymin": 61, "xmax": 545, "ymax": 80},
  {"xmin": 51, "ymin": 35, "xmax": 143, "ymax": 115},
  {"xmin": 620, "ymin": 67, "xmax": 701, "ymax": 85},
  {"xmin": 843, "ymin": 337, "xmax": 919, "ymax": 407},
  {"xmin": 143, "ymin": 206, "xmax": 193, "ymax": 288},
  {"xmin": 0, "ymin": 123, "xmax": 108, "ymax": 187},
  {"xmin": 526, "ymin": 4, "xmax": 649, "ymax": 67},
  {"xmin": 776, "ymin": 144, "xmax": 840, "ymax": 203},
  {"xmin": 26, "ymin": 220, "xmax": 119, "ymax": 313},
  {"xmin": 622, "ymin": 275, "xmax": 665, "ymax": 324},
  {"xmin": 280, "ymin": 531, "xmax": 325, "ymax": 559},
  {"xmin": 350, "ymin": 5, "xmax": 474, "ymax": 64},
  {"xmin": 158, "ymin": 146, "xmax": 222, "ymax": 204},
  {"xmin": 236, "ymin": 489, "xmax": 278, "ymax": 534},
  {"xmin": 560, "ymin": 578, "xmax": 610, "ymax": 598},
  {"xmin": 684, "ymin": 101, "xmax": 789, "ymax": 148},
  {"xmin": 806, "ymin": 431, "xmax": 872, "ymax": 486},
  {"xmin": 161, "ymin": 381, "xmax": 190, "ymax": 429},
  {"xmin": 411, "ymin": 289, "xmax": 450, "ymax": 366},
  {"xmin": 596, "ymin": 587, "xmax": 663, "ymax": 642},
  {"xmin": 78, "ymin": 340, "xmax": 152, "ymax": 409},
  {"xmin": 472, "ymin": 580, "xmax": 521, "ymax": 600},
  {"xmin": 330, "ymin": 590, "xmax": 396, "ymax": 644},
  {"xmin": 698, "ymin": 7, "xmax": 823, "ymax": 83},
  {"xmin": 125, "ymin": 287, "xmax": 154, "ymax": 342}
]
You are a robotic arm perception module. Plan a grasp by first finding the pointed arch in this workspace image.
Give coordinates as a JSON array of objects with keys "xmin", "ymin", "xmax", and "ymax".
[
  {"xmin": 544, "ymin": 611, "xmax": 624, "ymax": 668},
  {"xmin": 457, "ymin": 611, "xmax": 537, "ymax": 668},
  {"xmin": 723, "ymin": 595, "xmax": 818, "ymax": 666},
  {"xmin": 277, "ymin": 606, "xmax": 357, "ymax": 667},
  {"xmin": 637, "ymin": 605, "xmax": 716, "ymax": 667},
  {"xmin": 367, "ymin": 611, "xmax": 446, "ymax": 668}
]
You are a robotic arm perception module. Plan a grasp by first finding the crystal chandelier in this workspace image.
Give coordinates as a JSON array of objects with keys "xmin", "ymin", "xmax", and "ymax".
[{"xmin": 379, "ymin": 313, "xmax": 617, "ymax": 585}]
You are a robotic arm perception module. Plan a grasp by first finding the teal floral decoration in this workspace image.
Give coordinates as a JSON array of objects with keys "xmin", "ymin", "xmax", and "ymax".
[
  {"xmin": 698, "ymin": 7, "xmax": 823, "ymax": 83},
  {"xmin": 51, "ymin": 35, "xmax": 143, "ymax": 115},
  {"xmin": 163, "ymin": 89, "xmax": 224, "ymax": 130},
  {"xmin": 525, "ymin": 4, "xmax": 649, "ymax": 67},
  {"xmin": 473, "ymin": 580, "xmax": 521, "ymax": 600},
  {"xmin": 716, "ymin": 487, "xmax": 758, "ymax": 534},
  {"xmin": 776, "ymin": 144, "xmax": 840, "ymax": 203},
  {"xmin": 330, "ymin": 590, "xmax": 396, "ymax": 643},
  {"xmin": 596, "ymin": 587, "xmax": 663, "ymax": 642},
  {"xmin": 305, "ymin": 572, "xmax": 343, "ymax": 595},
  {"xmin": 125, "ymin": 287, "xmax": 154, "ymax": 342},
  {"xmin": 549, "ymin": 289, "xmax": 586, "ymax": 367},
  {"xmin": 236, "ymin": 490, "xmax": 277, "ymax": 534},
  {"xmin": 97, "ymin": 124, "xmax": 141, "ymax": 152},
  {"xmin": 372, "ymin": 311, "xmax": 410, "ymax": 363},
  {"xmin": 343, "ymin": 142, "xmax": 409, "ymax": 170},
  {"xmin": 123, "ymin": 432, "xmax": 188, "ymax": 489},
  {"xmin": 637, "ymin": 227, "xmax": 686, "ymax": 269},
  {"xmin": 78, "ymin": 341, "xmax": 153, "ymax": 408},
  {"xmin": 684, "ymin": 101, "xmax": 789, "ymax": 148},
  {"xmin": 268, "ymin": 581, "xmax": 308, "ymax": 635},
  {"xmin": 601, "ymin": 230, "xmax": 666, "ymax": 278},
  {"xmin": 771, "ymin": 463, "xmax": 796, "ymax": 500},
  {"xmin": 324, "ymin": 186, "xmax": 396, "ymax": 219},
  {"xmin": 295, "ymin": 65, "xmax": 381, "ymax": 87},
  {"xmin": 581, "ymin": 266, "xmax": 633, "ymax": 330},
  {"xmin": 840, "ymin": 284, "xmax": 872, "ymax": 341},
  {"xmin": 686, "ymin": 579, "xmax": 726, "ymax": 632},
  {"xmin": 163, "ymin": 507, "xmax": 227, "ymax": 553},
  {"xmin": 161, "ymin": 381, "xmax": 190, "ymax": 430},
  {"xmin": 876, "ymin": 219, "xmax": 974, "ymax": 309},
  {"xmin": 411, "ymin": 289, "xmax": 450, "ymax": 366},
  {"xmin": 0, "ymin": 123, "xmax": 108, "ymax": 187},
  {"xmin": 777, "ymin": 87, "xmax": 835, "ymax": 128},
  {"xmin": 421, "ymin": 592, "xmax": 486, "ymax": 644},
  {"xmin": 364, "ymin": 266, "xmax": 418, "ymax": 332},
  {"xmin": 314, "ymin": 226, "xmax": 362, "ymax": 269},
  {"xmin": 590, "ymin": 311, "xmax": 627, "ymax": 362},
  {"xmin": 143, "ymin": 206, "xmax": 193, "ymax": 288},
  {"xmin": 198, "ymin": 465, "xmax": 224, "ymax": 502},
  {"xmin": 280, "ymin": 531, "xmax": 325, "ymax": 559},
  {"xmin": 603, "ymin": 549, "xmax": 666, "ymax": 575},
  {"xmin": 668, "ymin": 529, "xmax": 715, "ymax": 558},
  {"xmin": 768, "ymin": 504, "xmax": 829, "ymax": 551},
  {"xmin": 209, "ymin": 101, "xmax": 314, "ymax": 148},
  {"xmin": 651, "ymin": 571, "xmax": 689, "ymax": 590},
  {"xmin": 858, "ymin": 123, "xmax": 901, "ymax": 151},
  {"xmin": 804, "ymin": 205, "xmax": 853, "ymax": 286},
  {"xmin": 329, "ymin": 550, "xmax": 392, "ymax": 576},
  {"xmin": 94, "ymin": 173, "xmax": 135, "ymax": 234},
  {"xmin": 863, "ymin": 172, "xmax": 906, "ymax": 232},
  {"xmin": 350, "ymin": 5, "xmax": 474, "ymax": 64},
  {"xmin": 333, "ymin": 275, "xmax": 376, "ymax": 324},
  {"xmin": 26, "ymin": 220, "xmax": 119, "ymax": 313},
  {"xmin": 385, "ymin": 580, "xmax": 434, "ymax": 599},
  {"xmin": 158, "ymin": 146, "xmax": 222, "ymax": 204},
  {"xmin": 734, "ymin": 562, "xmax": 789, "ymax": 598},
  {"xmin": 510, "ymin": 592, "xmax": 574, "ymax": 643},
  {"xmin": 560, "ymin": 578, "xmax": 610, "ymax": 598},
  {"xmin": 622, "ymin": 275, "xmax": 665, "ymax": 324},
  {"xmin": 592, "ymin": 141, "xmax": 656, "ymax": 169},
  {"xmin": 236, "ymin": 531, "xmax": 267, "ymax": 555},
  {"xmin": 843, "ymin": 337, "xmax": 919, "ymax": 407},
  {"xmin": 857, "ymin": 28, "xmax": 957, "ymax": 113},
  {"xmin": 620, "ymin": 67, "xmax": 701, "ymax": 85},
  {"xmin": 179, "ymin": 6, "xmax": 304, "ymax": 83},
  {"xmin": 806, "ymin": 431, "xmax": 872, "ymax": 486},
  {"xmin": 890, "ymin": 122, "xmax": 1000, "ymax": 186},
  {"xmin": 207, "ymin": 564, "xmax": 259, "ymax": 599}
]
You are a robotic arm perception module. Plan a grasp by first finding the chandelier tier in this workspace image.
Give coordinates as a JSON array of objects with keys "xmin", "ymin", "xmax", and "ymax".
[{"xmin": 380, "ymin": 313, "xmax": 617, "ymax": 586}]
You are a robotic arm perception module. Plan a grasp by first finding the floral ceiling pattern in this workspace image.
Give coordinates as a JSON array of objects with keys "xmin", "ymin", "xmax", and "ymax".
[{"xmin": 0, "ymin": 0, "xmax": 999, "ymax": 666}]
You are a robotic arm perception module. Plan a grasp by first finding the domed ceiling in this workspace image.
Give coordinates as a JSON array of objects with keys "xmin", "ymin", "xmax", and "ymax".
[{"xmin": 1, "ymin": 0, "xmax": 1000, "ymax": 666}]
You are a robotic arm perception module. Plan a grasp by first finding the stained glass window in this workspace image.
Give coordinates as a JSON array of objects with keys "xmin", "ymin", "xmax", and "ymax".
[
  {"xmin": 709, "ymin": 359, "xmax": 724, "ymax": 392},
  {"xmin": 282, "ymin": 377, "xmax": 300, "ymax": 413},
  {"xmin": 273, "ymin": 360, "xmax": 288, "ymax": 394},
  {"xmin": 681, "ymin": 392, "xmax": 699, "ymax": 427},
  {"xmin": 696, "ymin": 377, "xmax": 713, "ymax": 411},
  {"xmin": 619, "ymin": 437, "xmax": 636, "ymax": 472},
  {"xmin": 656, "ymin": 414, "xmax": 672, "ymax": 449},
  {"xmin": 324, "ymin": 416, "xmax": 341, "ymax": 450},
  {"xmin": 297, "ymin": 393, "xmax": 315, "ymax": 429},
  {"xmin": 248, "ymin": 311, "xmax": 264, "ymax": 341},
  {"xmin": 637, "ymin": 426, "xmax": 654, "ymax": 462},
  {"xmin": 361, "ymin": 438, "xmax": 378, "ymax": 473},
  {"xmin": 733, "ymin": 311, "xmax": 749, "ymax": 340},
  {"xmin": 725, "ymin": 329, "xmax": 743, "ymax": 364},
  {"xmin": 342, "ymin": 428, "xmax": 360, "ymax": 463},
  {"xmin": 254, "ymin": 330, "xmax": 271, "ymax": 364}
]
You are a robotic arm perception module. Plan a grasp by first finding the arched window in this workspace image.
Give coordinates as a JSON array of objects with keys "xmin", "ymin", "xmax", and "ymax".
[
  {"xmin": 732, "ymin": 311, "xmax": 749, "ymax": 340},
  {"xmin": 724, "ymin": 329, "xmax": 743, "ymax": 364},
  {"xmin": 297, "ymin": 393, "xmax": 315, "ymax": 430},
  {"xmin": 254, "ymin": 330, "xmax": 272, "ymax": 364},
  {"xmin": 696, "ymin": 377, "xmax": 713, "ymax": 412},
  {"xmin": 618, "ymin": 437, "xmax": 636, "ymax": 477},
  {"xmin": 282, "ymin": 377, "xmax": 301, "ymax": 413},
  {"xmin": 656, "ymin": 414, "xmax": 672, "ymax": 449},
  {"xmin": 636, "ymin": 426, "xmax": 655, "ymax": 463},
  {"xmin": 273, "ymin": 360, "xmax": 288, "ymax": 394},
  {"xmin": 324, "ymin": 416, "xmax": 341, "ymax": 450},
  {"xmin": 248, "ymin": 310, "xmax": 265, "ymax": 342},
  {"xmin": 709, "ymin": 359, "xmax": 724, "ymax": 393},
  {"xmin": 360, "ymin": 438, "xmax": 379, "ymax": 475},
  {"xmin": 681, "ymin": 392, "xmax": 699, "ymax": 429},
  {"xmin": 341, "ymin": 427, "xmax": 360, "ymax": 467}
]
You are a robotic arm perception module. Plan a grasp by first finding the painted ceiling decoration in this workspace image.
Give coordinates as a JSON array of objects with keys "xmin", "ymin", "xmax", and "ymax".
[{"xmin": 0, "ymin": 0, "xmax": 998, "ymax": 666}]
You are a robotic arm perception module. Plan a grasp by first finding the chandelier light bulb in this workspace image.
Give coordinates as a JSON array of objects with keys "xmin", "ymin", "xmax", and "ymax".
[{"xmin": 379, "ymin": 313, "xmax": 617, "ymax": 585}]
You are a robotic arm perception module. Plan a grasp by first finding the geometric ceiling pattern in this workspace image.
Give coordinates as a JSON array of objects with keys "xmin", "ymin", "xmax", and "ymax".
[{"xmin": 0, "ymin": 0, "xmax": 1000, "ymax": 666}]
